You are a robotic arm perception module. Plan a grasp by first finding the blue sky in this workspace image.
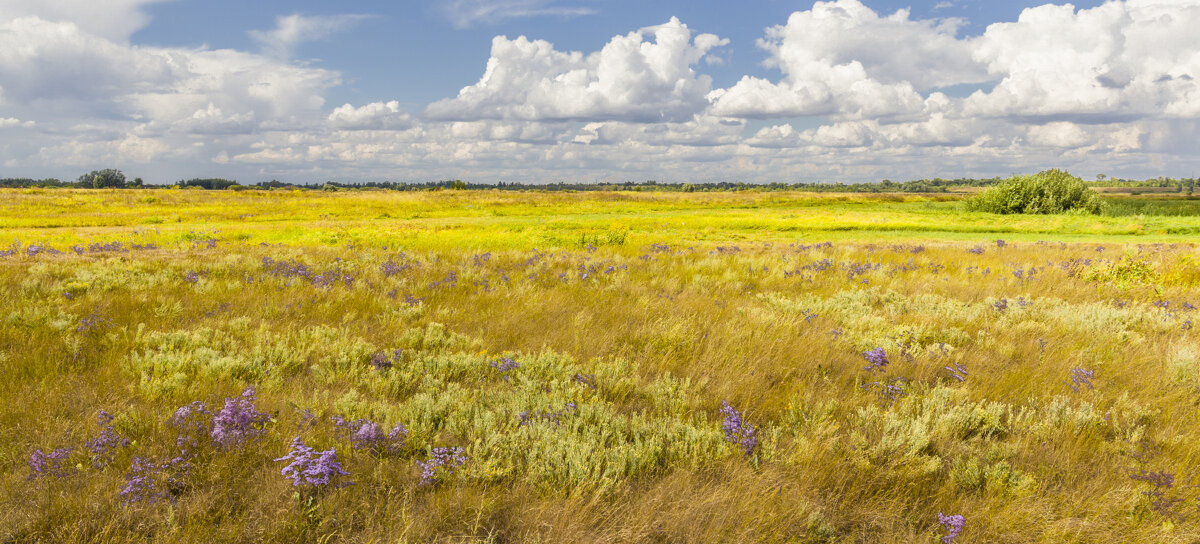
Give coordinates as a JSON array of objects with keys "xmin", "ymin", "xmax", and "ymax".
[
  {"xmin": 129, "ymin": 0, "xmax": 1108, "ymax": 109},
  {"xmin": 1, "ymin": 0, "xmax": 1196, "ymax": 183}
]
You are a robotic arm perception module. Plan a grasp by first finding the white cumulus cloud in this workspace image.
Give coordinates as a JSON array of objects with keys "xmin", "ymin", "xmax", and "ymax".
[
  {"xmin": 966, "ymin": 0, "xmax": 1200, "ymax": 121},
  {"xmin": 710, "ymin": 0, "xmax": 988, "ymax": 120},
  {"xmin": 328, "ymin": 101, "xmax": 414, "ymax": 131},
  {"xmin": 425, "ymin": 17, "xmax": 728, "ymax": 123}
]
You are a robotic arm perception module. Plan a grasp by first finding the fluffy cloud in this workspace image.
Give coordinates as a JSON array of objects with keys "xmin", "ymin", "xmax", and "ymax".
[
  {"xmin": 328, "ymin": 101, "xmax": 414, "ymax": 131},
  {"xmin": 0, "ymin": 0, "xmax": 165, "ymax": 42},
  {"xmin": 711, "ymin": 0, "xmax": 1200, "ymax": 128},
  {"xmin": 966, "ymin": 0, "xmax": 1200, "ymax": 120},
  {"xmin": 0, "ymin": 9, "xmax": 341, "ymax": 168},
  {"xmin": 425, "ymin": 17, "xmax": 728, "ymax": 123},
  {"xmin": 710, "ymin": 0, "xmax": 987, "ymax": 119},
  {"xmin": 0, "ymin": 117, "xmax": 34, "ymax": 128}
]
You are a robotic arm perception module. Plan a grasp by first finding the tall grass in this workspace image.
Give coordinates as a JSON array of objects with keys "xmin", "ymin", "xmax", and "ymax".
[{"xmin": 1, "ymin": 191, "xmax": 1199, "ymax": 542}]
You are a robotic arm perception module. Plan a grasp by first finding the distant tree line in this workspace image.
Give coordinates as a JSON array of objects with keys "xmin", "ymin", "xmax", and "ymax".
[{"xmin": 0, "ymin": 170, "xmax": 1196, "ymax": 194}]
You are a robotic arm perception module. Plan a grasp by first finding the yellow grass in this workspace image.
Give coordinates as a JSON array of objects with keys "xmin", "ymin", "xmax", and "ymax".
[{"xmin": 1, "ymin": 188, "xmax": 1198, "ymax": 542}]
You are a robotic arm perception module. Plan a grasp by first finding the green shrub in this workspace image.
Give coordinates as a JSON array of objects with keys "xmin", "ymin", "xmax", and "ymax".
[{"xmin": 966, "ymin": 169, "xmax": 1104, "ymax": 214}]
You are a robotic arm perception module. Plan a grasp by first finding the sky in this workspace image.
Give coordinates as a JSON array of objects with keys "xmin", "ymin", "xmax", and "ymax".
[{"xmin": 1, "ymin": 0, "xmax": 1198, "ymax": 184}]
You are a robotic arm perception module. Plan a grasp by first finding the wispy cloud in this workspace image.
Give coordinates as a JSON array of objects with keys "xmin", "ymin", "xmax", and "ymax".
[
  {"xmin": 249, "ymin": 13, "xmax": 372, "ymax": 59},
  {"xmin": 438, "ymin": 0, "xmax": 597, "ymax": 29}
]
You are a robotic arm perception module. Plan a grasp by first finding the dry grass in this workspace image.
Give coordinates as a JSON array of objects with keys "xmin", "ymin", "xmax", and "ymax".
[{"xmin": 1, "ymin": 189, "xmax": 1199, "ymax": 543}]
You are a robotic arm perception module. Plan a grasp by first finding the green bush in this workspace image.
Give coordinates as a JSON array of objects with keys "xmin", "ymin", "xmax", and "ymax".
[{"xmin": 965, "ymin": 169, "xmax": 1104, "ymax": 214}]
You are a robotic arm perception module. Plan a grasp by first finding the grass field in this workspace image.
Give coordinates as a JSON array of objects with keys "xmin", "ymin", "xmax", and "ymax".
[{"xmin": 2, "ymin": 189, "xmax": 1199, "ymax": 543}]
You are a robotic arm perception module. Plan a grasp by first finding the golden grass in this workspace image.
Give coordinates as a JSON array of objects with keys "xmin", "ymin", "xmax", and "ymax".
[{"xmin": 1, "ymin": 189, "xmax": 1199, "ymax": 542}]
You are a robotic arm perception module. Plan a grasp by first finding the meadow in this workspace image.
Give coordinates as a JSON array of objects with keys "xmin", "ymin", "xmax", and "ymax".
[{"xmin": 2, "ymin": 188, "xmax": 1199, "ymax": 543}]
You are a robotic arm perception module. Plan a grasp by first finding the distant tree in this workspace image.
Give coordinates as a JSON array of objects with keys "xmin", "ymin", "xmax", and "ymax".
[
  {"xmin": 965, "ymin": 169, "xmax": 1104, "ymax": 215},
  {"xmin": 79, "ymin": 169, "xmax": 127, "ymax": 188}
]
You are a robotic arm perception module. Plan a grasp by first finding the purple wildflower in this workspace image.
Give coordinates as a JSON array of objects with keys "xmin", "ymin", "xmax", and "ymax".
[
  {"xmin": 380, "ymin": 260, "xmax": 410, "ymax": 276},
  {"xmin": 1068, "ymin": 367, "xmax": 1095, "ymax": 392},
  {"xmin": 993, "ymin": 298, "xmax": 1009, "ymax": 312},
  {"xmin": 28, "ymin": 447, "xmax": 74, "ymax": 480},
  {"xmin": 169, "ymin": 401, "xmax": 212, "ymax": 449},
  {"xmin": 276, "ymin": 437, "xmax": 351, "ymax": 488},
  {"xmin": 937, "ymin": 513, "xmax": 965, "ymax": 543},
  {"xmin": 417, "ymin": 447, "xmax": 468, "ymax": 486},
  {"xmin": 490, "ymin": 357, "xmax": 520, "ymax": 382},
  {"xmin": 943, "ymin": 363, "xmax": 968, "ymax": 382},
  {"xmin": 298, "ymin": 408, "xmax": 317, "ymax": 429},
  {"xmin": 332, "ymin": 416, "xmax": 408, "ymax": 455},
  {"xmin": 210, "ymin": 387, "xmax": 271, "ymax": 448},
  {"xmin": 84, "ymin": 410, "xmax": 129, "ymax": 466},
  {"xmin": 719, "ymin": 401, "xmax": 758, "ymax": 456},
  {"xmin": 120, "ymin": 455, "xmax": 190, "ymax": 503},
  {"xmin": 370, "ymin": 349, "xmax": 403, "ymax": 370},
  {"xmin": 862, "ymin": 377, "xmax": 907, "ymax": 406},
  {"xmin": 1130, "ymin": 470, "xmax": 1185, "ymax": 521},
  {"xmin": 76, "ymin": 313, "xmax": 114, "ymax": 333},
  {"xmin": 862, "ymin": 348, "xmax": 889, "ymax": 372},
  {"xmin": 573, "ymin": 373, "xmax": 597, "ymax": 389},
  {"xmin": 518, "ymin": 402, "xmax": 579, "ymax": 427}
]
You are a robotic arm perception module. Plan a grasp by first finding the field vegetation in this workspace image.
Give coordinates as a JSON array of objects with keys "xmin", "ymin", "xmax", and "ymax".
[{"xmin": 2, "ymin": 188, "xmax": 1199, "ymax": 543}]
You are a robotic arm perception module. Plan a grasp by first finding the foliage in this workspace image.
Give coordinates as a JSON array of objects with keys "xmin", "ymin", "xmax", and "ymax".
[
  {"xmin": 78, "ymin": 169, "xmax": 128, "ymax": 188},
  {"xmin": 966, "ymin": 169, "xmax": 1105, "ymax": 214}
]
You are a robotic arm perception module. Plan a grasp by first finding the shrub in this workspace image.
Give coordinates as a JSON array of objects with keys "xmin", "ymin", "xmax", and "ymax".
[{"xmin": 965, "ymin": 169, "xmax": 1104, "ymax": 214}]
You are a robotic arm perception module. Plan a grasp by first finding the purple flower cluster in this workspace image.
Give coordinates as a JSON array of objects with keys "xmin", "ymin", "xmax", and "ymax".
[
  {"xmin": 169, "ymin": 400, "xmax": 212, "ymax": 449},
  {"xmin": 490, "ymin": 357, "xmax": 520, "ymax": 382},
  {"xmin": 938, "ymin": 513, "xmax": 965, "ymax": 543},
  {"xmin": 210, "ymin": 387, "xmax": 271, "ymax": 448},
  {"xmin": 261, "ymin": 256, "xmax": 353, "ymax": 288},
  {"xmin": 84, "ymin": 410, "xmax": 129, "ymax": 466},
  {"xmin": 380, "ymin": 259, "xmax": 411, "ymax": 276},
  {"xmin": 332, "ymin": 416, "xmax": 408, "ymax": 455},
  {"xmin": 76, "ymin": 313, "xmax": 115, "ymax": 333},
  {"xmin": 862, "ymin": 377, "xmax": 907, "ymax": 406},
  {"xmin": 943, "ymin": 362, "xmax": 969, "ymax": 382},
  {"xmin": 573, "ymin": 373, "xmax": 597, "ymax": 389},
  {"xmin": 120, "ymin": 455, "xmax": 190, "ymax": 503},
  {"xmin": 276, "ymin": 437, "xmax": 351, "ymax": 488},
  {"xmin": 518, "ymin": 402, "xmax": 578, "ymax": 427},
  {"xmin": 719, "ymin": 401, "xmax": 758, "ymax": 456},
  {"xmin": 417, "ymin": 447, "xmax": 468, "ymax": 486},
  {"xmin": 370, "ymin": 348, "xmax": 403, "ymax": 370},
  {"xmin": 1130, "ymin": 470, "xmax": 1186, "ymax": 521},
  {"xmin": 862, "ymin": 348, "xmax": 889, "ymax": 372},
  {"xmin": 1068, "ymin": 367, "xmax": 1095, "ymax": 392},
  {"xmin": 427, "ymin": 271, "xmax": 458, "ymax": 290},
  {"xmin": 27, "ymin": 447, "xmax": 74, "ymax": 480}
]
